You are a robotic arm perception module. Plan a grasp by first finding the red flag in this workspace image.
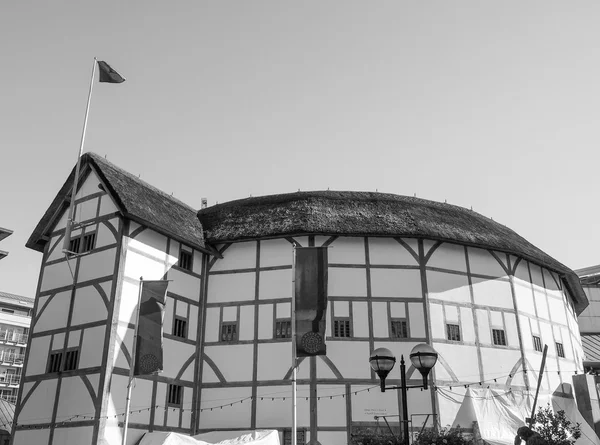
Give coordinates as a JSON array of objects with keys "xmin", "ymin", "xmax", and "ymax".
[
  {"xmin": 295, "ymin": 247, "xmax": 328, "ymax": 357},
  {"xmin": 134, "ymin": 280, "xmax": 168, "ymax": 376},
  {"xmin": 98, "ymin": 60, "xmax": 126, "ymax": 83}
]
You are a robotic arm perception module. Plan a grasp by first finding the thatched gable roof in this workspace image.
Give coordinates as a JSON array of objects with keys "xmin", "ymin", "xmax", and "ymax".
[
  {"xmin": 27, "ymin": 152, "xmax": 209, "ymax": 254},
  {"xmin": 197, "ymin": 191, "xmax": 588, "ymax": 314}
]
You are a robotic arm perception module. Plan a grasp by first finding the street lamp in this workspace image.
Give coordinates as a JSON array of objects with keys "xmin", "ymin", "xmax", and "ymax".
[{"xmin": 369, "ymin": 344, "xmax": 438, "ymax": 444}]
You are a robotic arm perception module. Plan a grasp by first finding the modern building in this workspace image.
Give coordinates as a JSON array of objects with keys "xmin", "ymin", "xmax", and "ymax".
[
  {"xmin": 10, "ymin": 153, "xmax": 593, "ymax": 445},
  {"xmin": 575, "ymin": 265, "xmax": 600, "ymax": 374},
  {"xmin": 0, "ymin": 228, "xmax": 12, "ymax": 262}
]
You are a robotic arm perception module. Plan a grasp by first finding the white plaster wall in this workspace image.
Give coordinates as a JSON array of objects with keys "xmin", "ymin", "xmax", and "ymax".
[
  {"xmin": 534, "ymin": 290, "xmax": 550, "ymax": 320},
  {"xmin": 17, "ymin": 379, "xmax": 58, "ymax": 424},
  {"xmin": 352, "ymin": 301, "xmax": 369, "ymax": 338},
  {"xmin": 257, "ymin": 343, "xmax": 292, "ymax": 381},
  {"xmin": 52, "ymin": 426, "xmax": 94, "ymax": 444},
  {"xmin": 56, "ymin": 376, "xmax": 96, "ymax": 421},
  {"xmin": 476, "ymin": 309, "xmax": 492, "ymax": 344},
  {"xmin": 75, "ymin": 198, "xmax": 98, "ymax": 223},
  {"xmin": 459, "ymin": 307, "xmax": 475, "ymax": 342},
  {"xmin": 40, "ymin": 261, "xmax": 74, "ymax": 291},
  {"xmin": 427, "ymin": 243, "xmax": 467, "ymax": 272},
  {"xmin": 72, "ymin": 284, "xmax": 109, "ymax": 325},
  {"xmin": 433, "ymin": 343, "xmax": 479, "ymax": 382},
  {"xmin": 504, "ymin": 313, "xmax": 519, "ymax": 348},
  {"xmin": 46, "ymin": 234, "xmax": 66, "ymax": 262},
  {"xmin": 368, "ymin": 237, "xmax": 418, "ymax": 265},
  {"xmin": 328, "ymin": 268, "xmax": 367, "ymax": 297},
  {"xmin": 123, "ymin": 249, "xmax": 164, "ymax": 283},
  {"xmin": 260, "ymin": 239, "xmax": 293, "ymax": 267},
  {"xmin": 107, "ymin": 374, "xmax": 153, "ymax": 425},
  {"xmin": 12, "ymin": 429, "xmax": 50, "ymax": 445},
  {"xmin": 313, "ymin": 386, "xmax": 346, "ymax": 426},
  {"xmin": 259, "ymin": 269, "xmax": 292, "ymax": 300},
  {"xmin": 169, "ymin": 268, "xmax": 201, "ymax": 301},
  {"xmin": 240, "ymin": 305, "xmax": 255, "ymax": 341},
  {"xmin": 133, "ymin": 228, "xmax": 168, "ymax": 254},
  {"xmin": 99, "ymin": 193, "xmax": 119, "ymax": 215},
  {"xmin": 162, "ymin": 340, "xmax": 196, "ymax": 380},
  {"xmin": 76, "ymin": 169, "xmax": 102, "ymax": 199},
  {"xmin": 26, "ymin": 335, "xmax": 51, "ymax": 375},
  {"xmin": 429, "ymin": 304, "xmax": 445, "ymax": 340},
  {"xmin": 78, "ymin": 247, "xmax": 117, "ymax": 282},
  {"xmin": 79, "ymin": 325, "xmax": 106, "ymax": 368},
  {"xmin": 208, "ymin": 273, "xmax": 255, "ymax": 303},
  {"xmin": 471, "ymin": 277, "xmax": 513, "ymax": 309},
  {"xmin": 372, "ymin": 302, "xmax": 388, "ymax": 338},
  {"xmin": 199, "ymin": 387, "xmax": 252, "ymax": 429},
  {"xmin": 427, "ymin": 271, "xmax": 471, "ymax": 303},
  {"xmin": 258, "ymin": 304, "xmax": 274, "ymax": 340},
  {"xmin": 480, "ymin": 348, "xmax": 522, "ymax": 382},
  {"xmin": 326, "ymin": 341, "xmax": 370, "ymax": 379},
  {"xmin": 205, "ymin": 344, "xmax": 253, "ymax": 382},
  {"xmin": 467, "ymin": 248, "xmax": 507, "ymax": 278},
  {"xmin": 328, "ymin": 238, "xmax": 365, "ymax": 264},
  {"xmin": 409, "ymin": 303, "xmax": 426, "ymax": 338},
  {"xmin": 513, "ymin": 279, "xmax": 536, "ymax": 316},
  {"xmin": 351, "ymin": 384, "xmax": 399, "ymax": 422},
  {"xmin": 204, "ymin": 307, "xmax": 220, "ymax": 342},
  {"xmin": 211, "ymin": 241, "xmax": 256, "ymax": 271},
  {"xmin": 370, "ymin": 268, "xmax": 422, "ymax": 298},
  {"xmin": 254, "ymin": 384, "xmax": 310, "ymax": 428},
  {"xmin": 96, "ymin": 219, "xmax": 119, "ymax": 249},
  {"xmin": 34, "ymin": 290, "xmax": 71, "ymax": 333}
]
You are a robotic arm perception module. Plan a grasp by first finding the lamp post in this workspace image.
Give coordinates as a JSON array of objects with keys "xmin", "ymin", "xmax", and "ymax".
[{"xmin": 369, "ymin": 344, "xmax": 438, "ymax": 444}]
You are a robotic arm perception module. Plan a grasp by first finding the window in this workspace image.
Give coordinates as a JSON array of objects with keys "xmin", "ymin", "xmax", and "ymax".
[
  {"xmin": 47, "ymin": 352, "xmax": 62, "ymax": 373},
  {"xmin": 221, "ymin": 322, "xmax": 238, "ymax": 342},
  {"xmin": 179, "ymin": 249, "xmax": 193, "ymax": 271},
  {"xmin": 556, "ymin": 342, "xmax": 565, "ymax": 358},
  {"xmin": 82, "ymin": 232, "xmax": 96, "ymax": 253},
  {"xmin": 283, "ymin": 429, "xmax": 306, "ymax": 445},
  {"xmin": 167, "ymin": 384, "xmax": 183, "ymax": 406},
  {"xmin": 492, "ymin": 329, "xmax": 507, "ymax": 346},
  {"xmin": 391, "ymin": 319, "xmax": 408, "ymax": 339},
  {"xmin": 68, "ymin": 236, "xmax": 81, "ymax": 254},
  {"xmin": 533, "ymin": 335, "xmax": 542, "ymax": 352},
  {"xmin": 333, "ymin": 319, "xmax": 351, "ymax": 338},
  {"xmin": 275, "ymin": 320, "xmax": 291, "ymax": 339},
  {"xmin": 446, "ymin": 324, "xmax": 461, "ymax": 342},
  {"xmin": 63, "ymin": 349, "xmax": 79, "ymax": 371},
  {"xmin": 173, "ymin": 317, "xmax": 188, "ymax": 339}
]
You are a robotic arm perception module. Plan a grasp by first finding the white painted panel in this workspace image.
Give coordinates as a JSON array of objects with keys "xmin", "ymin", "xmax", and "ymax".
[
  {"xmin": 17, "ymin": 379, "xmax": 57, "ymax": 424},
  {"xmin": 154, "ymin": 383, "xmax": 167, "ymax": 426},
  {"xmin": 434, "ymin": 342, "xmax": 479, "ymax": 382},
  {"xmin": 513, "ymin": 260, "xmax": 531, "ymax": 283},
  {"xmin": 408, "ymin": 303, "xmax": 426, "ymax": 338},
  {"xmin": 371, "ymin": 268, "xmax": 422, "ymax": 298},
  {"xmin": 258, "ymin": 305, "xmax": 273, "ymax": 340},
  {"xmin": 326, "ymin": 341, "xmax": 370, "ymax": 379},
  {"xmin": 390, "ymin": 302, "xmax": 405, "ymax": 318},
  {"xmin": 318, "ymin": 432, "xmax": 347, "ymax": 445},
  {"xmin": 529, "ymin": 264, "xmax": 545, "ymax": 292},
  {"xmin": 167, "ymin": 403, "xmax": 179, "ymax": 427},
  {"xmin": 368, "ymin": 237, "xmax": 417, "ymax": 265},
  {"xmin": 205, "ymin": 308, "xmax": 220, "ymax": 342},
  {"xmin": 35, "ymin": 290, "xmax": 70, "ymax": 333},
  {"xmin": 276, "ymin": 302, "xmax": 291, "ymax": 318},
  {"xmin": 427, "ymin": 243, "xmax": 467, "ymax": 272},
  {"xmin": 539, "ymin": 322, "xmax": 555, "ymax": 354},
  {"xmin": 12, "ymin": 429, "xmax": 50, "ymax": 445},
  {"xmin": 223, "ymin": 306, "xmax": 237, "ymax": 322},
  {"xmin": 26, "ymin": 336, "xmax": 51, "ymax": 375},
  {"xmin": 78, "ymin": 248, "xmax": 117, "ymax": 282},
  {"xmin": 328, "ymin": 267, "xmax": 367, "ymax": 297},
  {"xmin": 96, "ymin": 219, "xmax": 119, "ymax": 248},
  {"xmin": 460, "ymin": 307, "xmax": 475, "ymax": 342},
  {"xmin": 513, "ymin": 279, "xmax": 536, "ymax": 316},
  {"xmin": 169, "ymin": 268, "xmax": 201, "ymax": 302},
  {"xmin": 504, "ymin": 313, "xmax": 519, "ymax": 348},
  {"xmin": 255, "ymin": 385, "xmax": 309, "ymax": 428},
  {"xmin": 326, "ymin": 305, "xmax": 331, "ymax": 337},
  {"xmin": 334, "ymin": 301, "xmax": 349, "ymax": 317},
  {"xmin": 547, "ymin": 296, "xmax": 567, "ymax": 326},
  {"xmin": 108, "ymin": 374, "xmax": 152, "ymax": 425},
  {"xmin": 72, "ymin": 285, "xmax": 108, "ymax": 325},
  {"xmin": 372, "ymin": 302, "xmax": 388, "ymax": 338},
  {"xmin": 189, "ymin": 306, "xmax": 199, "ymax": 342},
  {"xmin": 164, "ymin": 296, "xmax": 174, "ymax": 335},
  {"xmin": 467, "ymin": 248, "xmax": 507, "ymax": 278},
  {"xmin": 99, "ymin": 193, "xmax": 119, "ymax": 215},
  {"xmin": 80, "ymin": 325, "xmax": 105, "ymax": 368},
  {"xmin": 169, "ymin": 240, "xmax": 180, "ymax": 258},
  {"xmin": 445, "ymin": 305, "xmax": 459, "ymax": 322},
  {"xmin": 480, "ymin": 347, "xmax": 522, "ymax": 383},
  {"xmin": 53, "ymin": 426, "xmax": 94, "ymax": 444},
  {"xmin": 211, "ymin": 241, "xmax": 256, "ymax": 271},
  {"xmin": 40, "ymin": 261, "xmax": 74, "ymax": 292},
  {"xmin": 46, "ymin": 235, "xmax": 65, "ymax": 262},
  {"xmin": 163, "ymin": 340, "xmax": 195, "ymax": 379},
  {"xmin": 176, "ymin": 300, "xmax": 188, "ymax": 317},
  {"xmin": 328, "ymin": 237, "xmax": 365, "ymax": 264},
  {"xmin": 52, "ymin": 332, "xmax": 65, "ymax": 350},
  {"xmin": 56, "ymin": 376, "xmax": 96, "ymax": 421},
  {"xmin": 352, "ymin": 301, "xmax": 369, "ymax": 338},
  {"xmin": 317, "ymin": 356, "xmax": 338, "ymax": 379},
  {"xmin": 199, "ymin": 387, "xmax": 252, "ymax": 429},
  {"xmin": 534, "ymin": 290, "xmax": 549, "ymax": 320},
  {"xmin": 519, "ymin": 316, "xmax": 533, "ymax": 350},
  {"xmin": 132, "ymin": 228, "xmax": 167, "ymax": 255},
  {"xmin": 68, "ymin": 330, "xmax": 81, "ymax": 348},
  {"xmin": 240, "ymin": 305, "xmax": 254, "ymax": 341},
  {"xmin": 429, "ymin": 304, "xmax": 445, "ymax": 340},
  {"xmin": 260, "ymin": 238, "xmax": 293, "ymax": 268},
  {"xmin": 123, "ymin": 250, "xmax": 164, "ymax": 283},
  {"xmin": 75, "ymin": 198, "xmax": 98, "ymax": 223},
  {"xmin": 351, "ymin": 384, "xmax": 399, "ymax": 422},
  {"xmin": 259, "ymin": 269, "xmax": 291, "ymax": 300},
  {"xmin": 256, "ymin": 343, "xmax": 291, "ymax": 380},
  {"xmin": 76, "ymin": 170, "xmax": 101, "ymax": 199},
  {"xmin": 560, "ymin": 327, "xmax": 573, "ymax": 358},
  {"xmin": 427, "ymin": 271, "xmax": 470, "ymax": 303},
  {"xmin": 193, "ymin": 250, "xmax": 203, "ymax": 275},
  {"xmin": 207, "ymin": 344, "xmax": 253, "ymax": 382},
  {"xmin": 314, "ymin": 386, "xmax": 346, "ymax": 426},
  {"xmin": 471, "ymin": 277, "xmax": 513, "ymax": 309},
  {"xmin": 490, "ymin": 311, "xmax": 502, "ymax": 327},
  {"xmin": 476, "ymin": 309, "xmax": 491, "ymax": 344},
  {"xmin": 209, "ymin": 272, "xmax": 255, "ymax": 303}
]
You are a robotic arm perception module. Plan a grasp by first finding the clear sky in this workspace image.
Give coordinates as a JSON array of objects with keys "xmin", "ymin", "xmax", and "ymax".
[{"xmin": 1, "ymin": 1, "xmax": 599, "ymax": 298}]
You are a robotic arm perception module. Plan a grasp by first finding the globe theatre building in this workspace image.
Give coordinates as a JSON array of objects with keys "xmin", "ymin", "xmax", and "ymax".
[{"xmin": 11, "ymin": 153, "xmax": 588, "ymax": 445}]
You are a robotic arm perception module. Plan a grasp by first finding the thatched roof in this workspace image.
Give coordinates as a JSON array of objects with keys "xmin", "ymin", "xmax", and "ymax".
[
  {"xmin": 27, "ymin": 152, "xmax": 209, "ymax": 254},
  {"xmin": 197, "ymin": 191, "xmax": 588, "ymax": 314}
]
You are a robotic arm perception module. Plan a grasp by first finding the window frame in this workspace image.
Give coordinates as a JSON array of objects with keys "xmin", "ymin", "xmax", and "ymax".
[
  {"xmin": 220, "ymin": 321, "xmax": 238, "ymax": 342},
  {"xmin": 283, "ymin": 428, "xmax": 306, "ymax": 445},
  {"xmin": 532, "ymin": 335, "xmax": 543, "ymax": 352},
  {"xmin": 333, "ymin": 318, "xmax": 352, "ymax": 338},
  {"xmin": 390, "ymin": 318, "xmax": 409, "ymax": 339},
  {"xmin": 274, "ymin": 319, "xmax": 292, "ymax": 339},
  {"xmin": 556, "ymin": 342, "xmax": 565, "ymax": 358},
  {"xmin": 63, "ymin": 347, "xmax": 80, "ymax": 371},
  {"xmin": 173, "ymin": 316, "xmax": 188, "ymax": 339},
  {"xmin": 492, "ymin": 328, "xmax": 507, "ymax": 346},
  {"xmin": 446, "ymin": 323, "xmax": 461, "ymax": 342},
  {"xmin": 81, "ymin": 231, "xmax": 97, "ymax": 253},
  {"xmin": 47, "ymin": 350, "xmax": 63, "ymax": 374},
  {"xmin": 178, "ymin": 248, "xmax": 193, "ymax": 271},
  {"xmin": 167, "ymin": 383, "xmax": 183, "ymax": 407}
]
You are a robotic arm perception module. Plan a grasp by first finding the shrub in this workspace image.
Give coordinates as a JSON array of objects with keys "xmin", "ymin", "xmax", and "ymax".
[
  {"xmin": 531, "ymin": 405, "xmax": 581, "ymax": 445},
  {"xmin": 413, "ymin": 426, "xmax": 472, "ymax": 445}
]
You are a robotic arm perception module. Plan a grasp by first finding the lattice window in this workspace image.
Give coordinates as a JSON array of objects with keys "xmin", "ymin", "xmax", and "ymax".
[
  {"xmin": 221, "ymin": 322, "xmax": 238, "ymax": 342},
  {"xmin": 556, "ymin": 342, "xmax": 565, "ymax": 358},
  {"xmin": 63, "ymin": 349, "xmax": 79, "ymax": 371},
  {"xmin": 179, "ymin": 249, "xmax": 193, "ymax": 271},
  {"xmin": 533, "ymin": 335, "xmax": 542, "ymax": 352},
  {"xmin": 275, "ymin": 320, "xmax": 291, "ymax": 339},
  {"xmin": 167, "ymin": 384, "xmax": 183, "ymax": 406},
  {"xmin": 391, "ymin": 319, "xmax": 408, "ymax": 339},
  {"xmin": 68, "ymin": 237, "xmax": 81, "ymax": 254},
  {"xmin": 82, "ymin": 232, "xmax": 96, "ymax": 253},
  {"xmin": 492, "ymin": 329, "xmax": 507, "ymax": 346},
  {"xmin": 333, "ymin": 319, "xmax": 351, "ymax": 338},
  {"xmin": 283, "ymin": 429, "xmax": 306, "ymax": 445},
  {"xmin": 47, "ymin": 351, "xmax": 62, "ymax": 373},
  {"xmin": 446, "ymin": 324, "xmax": 461, "ymax": 342},
  {"xmin": 173, "ymin": 317, "xmax": 187, "ymax": 339}
]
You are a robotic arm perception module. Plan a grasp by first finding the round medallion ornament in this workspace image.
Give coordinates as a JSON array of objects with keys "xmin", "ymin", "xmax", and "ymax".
[
  {"xmin": 138, "ymin": 354, "xmax": 161, "ymax": 374},
  {"xmin": 301, "ymin": 332, "xmax": 323, "ymax": 354}
]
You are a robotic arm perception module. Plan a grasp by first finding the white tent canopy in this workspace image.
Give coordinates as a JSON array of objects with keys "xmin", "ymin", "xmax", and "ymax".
[{"xmin": 138, "ymin": 430, "xmax": 281, "ymax": 445}]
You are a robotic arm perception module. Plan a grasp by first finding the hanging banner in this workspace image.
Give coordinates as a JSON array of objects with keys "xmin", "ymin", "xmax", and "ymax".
[
  {"xmin": 295, "ymin": 247, "xmax": 328, "ymax": 357},
  {"xmin": 134, "ymin": 280, "xmax": 168, "ymax": 376}
]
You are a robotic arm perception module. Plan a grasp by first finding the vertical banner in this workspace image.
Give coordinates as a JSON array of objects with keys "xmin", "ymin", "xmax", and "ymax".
[
  {"xmin": 134, "ymin": 280, "xmax": 168, "ymax": 376},
  {"xmin": 295, "ymin": 247, "xmax": 328, "ymax": 357}
]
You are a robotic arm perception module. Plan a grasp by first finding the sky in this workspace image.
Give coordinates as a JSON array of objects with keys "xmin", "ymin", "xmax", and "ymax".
[{"xmin": 1, "ymin": 1, "xmax": 600, "ymax": 298}]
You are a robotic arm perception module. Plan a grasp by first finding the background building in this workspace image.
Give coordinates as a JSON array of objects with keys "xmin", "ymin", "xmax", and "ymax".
[{"xmin": 10, "ymin": 153, "xmax": 595, "ymax": 445}]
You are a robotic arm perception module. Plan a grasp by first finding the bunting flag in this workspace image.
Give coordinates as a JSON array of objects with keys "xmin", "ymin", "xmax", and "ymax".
[
  {"xmin": 295, "ymin": 247, "xmax": 328, "ymax": 357},
  {"xmin": 134, "ymin": 280, "xmax": 168, "ymax": 376},
  {"xmin": 98, "ymin": 60, "xmax": 126, "ymax": 83}
]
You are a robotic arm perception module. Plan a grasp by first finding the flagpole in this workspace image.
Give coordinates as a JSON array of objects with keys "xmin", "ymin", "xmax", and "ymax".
[
  {"xmin": 291, "ymin": 246, "xmax": 297, "ymax": 445},
  {"xmin": 121, "ymin": 276, "xmax": 144, "ymax": 445},
  {"xmin": 63, "ymin": 57, "xmax": 97, "ymax": 254}
]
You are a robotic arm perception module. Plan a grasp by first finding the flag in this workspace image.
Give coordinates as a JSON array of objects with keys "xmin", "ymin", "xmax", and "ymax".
[
  {"xmin": 133, "ymin": 280, "xmax": 168, "ymax": 376},
  {"xmin": 295, "ymin": 247, "xmax": 328, "ymax": 357},
  {"xmin": 98, "ymin": 60, "xmax": 126, "ymax": 83}
]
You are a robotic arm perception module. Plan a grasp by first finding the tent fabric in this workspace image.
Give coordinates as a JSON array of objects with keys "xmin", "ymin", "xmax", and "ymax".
[
  {"xmin": 138, "ymin": 430, "xmax": 280, "ymax": 445},
  {"xmin": 448, "ymin": 388, "xmax": 600, "ymax": 445}
]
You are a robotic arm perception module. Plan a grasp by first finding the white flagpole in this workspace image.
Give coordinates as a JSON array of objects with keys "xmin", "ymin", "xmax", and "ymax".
[
  {"xmin": 121, "ymin": 276, "xmax": 144, "ymax": 445},
  {"xmin": 63, "ymin": 57, "xmax": 97, "ymax": 254},
  {"xmin": 291, "ymin": 246, "xmax": 297, "ymax": 445}
]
